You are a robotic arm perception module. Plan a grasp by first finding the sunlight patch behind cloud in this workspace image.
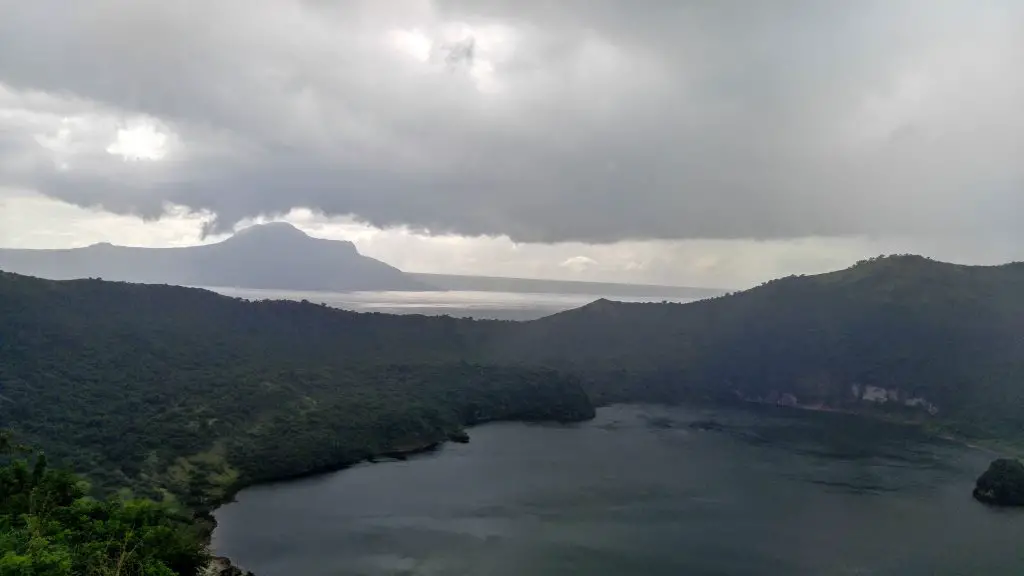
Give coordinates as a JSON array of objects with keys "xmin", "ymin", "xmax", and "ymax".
[
  {"xmin": 106, "ymin": 120, "xmax": 170, "ymax": 161},
  {"xmin": 560, "ymin": 256, "xmax": 598, "ymax": 272},
  {"xmin": 389, "ymin": 28, "xmax": 433, "ymax": 62}
]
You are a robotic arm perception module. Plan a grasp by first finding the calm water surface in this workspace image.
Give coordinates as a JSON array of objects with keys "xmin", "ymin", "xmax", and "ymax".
[{"xmin": 213, "ymin": 405, "xmax": 1024, "ymax": 575}]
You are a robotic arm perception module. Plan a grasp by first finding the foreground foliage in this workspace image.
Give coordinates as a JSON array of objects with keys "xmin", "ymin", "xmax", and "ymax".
[{"xmin": 0, "ymin": 446, "xmax": 207, "ymax": 575}]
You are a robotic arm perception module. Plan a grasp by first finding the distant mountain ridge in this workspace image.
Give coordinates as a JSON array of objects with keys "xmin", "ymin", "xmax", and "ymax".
[
  {"xmin": 0, "ymin": 223, "xmax": 720, "ymax": 297},
  {"xmin": 0, "ymin": 222, "xmax": 430, "ymax": 292}
]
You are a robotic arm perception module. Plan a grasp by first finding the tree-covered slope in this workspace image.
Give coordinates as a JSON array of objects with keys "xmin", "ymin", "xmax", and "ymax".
[
  {"xmin": 4, "ymin": 253, "xmax": 1024, "ymax": 507},
  {"xmin": 0, "ymin": 445, "xmax": 209, "ymax": 576},
  {"xmin": 974, "ymin": 457, "xmax": 1024, "ymax": 506},
  {"xmin": 5, "ymin": 255, "xmax": 1024, "ymax": 574},
  {"xmin": 491, "ymin": 256, "xmax": 1024, "ymax": 437},
  {"xmin": 0, "ymin": 272, "xmax": 592, "ymax": 507}
]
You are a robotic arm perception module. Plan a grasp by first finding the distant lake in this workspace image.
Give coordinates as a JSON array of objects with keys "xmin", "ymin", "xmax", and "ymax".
[
  {"xmin": 204, "ymin": 287, "xmax": 696, "ymax": 320},
  {"xmin": 213, "ymin": 405, "xmax": 1024, "ymax": 576}
]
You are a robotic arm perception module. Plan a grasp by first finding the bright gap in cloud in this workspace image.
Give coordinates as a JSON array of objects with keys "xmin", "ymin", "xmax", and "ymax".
[
  {"xmin": 106, "ymin": 120, "xmax": 169, "ymax": 161},
  {"xmin": 560, "ymin": 255, "xmax": 598, "ymax": 272},
  {"xmin": 0, "ymin": 190, "xmax": 213, "ymax": 248},
  {"xmin": 389, "ymin": 29, "xmax": 434, "ymax": 62}
]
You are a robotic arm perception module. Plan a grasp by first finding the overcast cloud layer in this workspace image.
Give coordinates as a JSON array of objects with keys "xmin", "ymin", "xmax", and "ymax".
[{"xmin": 2, "ymin": 0, "xmax": 1022, "ymax": 245}]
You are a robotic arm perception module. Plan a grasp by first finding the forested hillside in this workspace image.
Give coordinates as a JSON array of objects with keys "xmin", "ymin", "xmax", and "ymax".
[
  {"xmin": 0, "ymin": 437, "xmax": 209, "ymax": 575},
  {"xmin": 5, "ymin": 254, "xmax": 1024, "ymax": 503},
  {"xmin": 0, "ymin": 272, "xmax": 592, "ymax": 509},
  {"xmin": 5, "ymin": 255, "xmax": 1024, "ymax": 574},
  {"xmin": 494, "ymin": 255, "xmax": 1024, "ymax": 439}
]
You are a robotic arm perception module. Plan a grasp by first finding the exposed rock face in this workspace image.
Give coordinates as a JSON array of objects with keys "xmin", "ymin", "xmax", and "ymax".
[
  {"xmin": 853, "ymin": 385, "xmax": 939, "ymax": 414},
  {"xmin": 973, "ymin": 458, "xmax": 1024, "ymax": 506},
  {"xmin": 742, "ymin": 385, "xmax": 941, "ymax": 415}
]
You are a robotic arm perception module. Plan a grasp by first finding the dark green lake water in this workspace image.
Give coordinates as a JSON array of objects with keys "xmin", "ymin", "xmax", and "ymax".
[{"xmin": 213, "ymin": 405, "xmax": 1024, "ymax": 575}]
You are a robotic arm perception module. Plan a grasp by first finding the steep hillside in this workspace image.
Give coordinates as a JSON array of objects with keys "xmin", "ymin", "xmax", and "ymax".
[
  {"xmin": 4, "ymin": 254, "xmax": 1024, "ymax": 506},
  {"xmin": 492, "ymin": 256, "xmax": 1024, "ymax": 438},
  {"xmin": 0, "ymin": 272, "xmax": 590, "ymax": 505},
  {"xmin": 0, "ymin": 222, "xmax": 430, "ymax": 291},
  {"xmin": 4, "ymin": 256, "xmax": 1024, "ymax": 574}
]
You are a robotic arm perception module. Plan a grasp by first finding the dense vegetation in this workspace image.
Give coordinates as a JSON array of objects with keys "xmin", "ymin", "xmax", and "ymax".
[
  {"xmin": 495, "ymin": 255, "xmax": 1024, "ymax": 440},
  {"xmin": 0, "ymin": 271, "xmax": 594, "ymax": 574},
  {"xmin": 0, "ymin": 272, "xmax": 593, "ymax": 508},
  {"xmin": 973, "ymin": 458, "xmax": 1024, "ymax": 506},
  {"xmin": 0, "ymin": 435, "xmax": 208, "ymax": 575},
  {"xmin": 4, "ymin": 254, "xmax": 1024, "ymax": 572},
  {"xmin": 6, "ymin": 255, "xmax": 1024, "ymax": 496}
]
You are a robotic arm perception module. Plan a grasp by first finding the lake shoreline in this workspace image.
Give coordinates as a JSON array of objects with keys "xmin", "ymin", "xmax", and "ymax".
[
  {"xmin": 201, "ymin": 416, "xmax": 589, "ymax": 575},
  {"xmin": 203, "ymin": 399, "xmax": 1023, "ymax": 575},
  {"xmin": 199, "ymin": 436, "xmax": 466, "ymax": 575},
  {"xmin": 743, "ymin": 399, "xmax": 1024, "ymax": 458},
  {"xmin": 212, "ymin": 403, "xmax": 1024, "ymax": 576}
]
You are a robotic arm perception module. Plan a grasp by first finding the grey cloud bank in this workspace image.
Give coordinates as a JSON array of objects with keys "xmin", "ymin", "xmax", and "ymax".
[{"xmin": 1, "ymin": 0, "xmax": 1022, "ymax": 243}]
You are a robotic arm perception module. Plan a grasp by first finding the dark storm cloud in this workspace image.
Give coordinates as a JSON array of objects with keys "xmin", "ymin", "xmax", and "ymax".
[{"xmin": 1, "ymin": 0, "xmax": 1023, "ymax": 242}]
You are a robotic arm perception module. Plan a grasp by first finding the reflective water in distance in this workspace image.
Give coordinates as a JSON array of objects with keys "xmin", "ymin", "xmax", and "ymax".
[
  {"xmin": 213, "ymin": 405, "xmax": 1024, "ymax": 575},
  {"xmin": 204, "ymin": 287, "xmax": 696, "ymax": 320}
]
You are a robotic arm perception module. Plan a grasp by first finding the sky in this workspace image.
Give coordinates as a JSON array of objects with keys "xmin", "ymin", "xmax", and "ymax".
[{"xmin": 2, "ymin": 1, "xmax": 1023, "ymax": 288}]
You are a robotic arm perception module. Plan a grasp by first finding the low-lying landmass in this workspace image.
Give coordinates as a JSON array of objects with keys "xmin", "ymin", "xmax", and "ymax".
[
  {"xmin": 4, "ymin": 253, "xmax": 1024, "ymax": 573},
  {"xmin": 973, "ymin": 458, "xmax": 1024, "ymax": 507}
]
